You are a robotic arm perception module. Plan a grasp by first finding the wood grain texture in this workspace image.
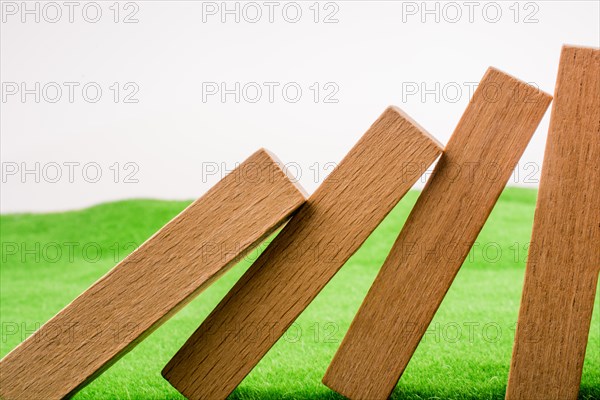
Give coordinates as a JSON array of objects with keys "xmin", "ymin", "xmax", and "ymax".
[
  {"xmin": 322, "ymin": 68, "xmax": 552, "ymax": 400},
  {"xmin": 0, "ymin": 149, "xmax": 306, "ymax": 400},
  {"xmin": 162, "ymin": 106, "xmax": 443, "ymax": 400},
  {"xmin": 505, "ymin": 45, "xmax": 600, "ymax": 400}
]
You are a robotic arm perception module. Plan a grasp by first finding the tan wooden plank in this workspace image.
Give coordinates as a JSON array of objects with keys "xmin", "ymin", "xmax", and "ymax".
[
  {"xmin": 322, "ymin": 68, "xmax": 552, "ymax": 400},
  {"xmin": 161, "ymin": 106, "xmax": 443, "ymax": 400},
  {"xmin": 0, "ymin": 149, "xmax": 307, "ymax": 400},
  {"xmin": 505, "ymin": 45, "xmax": 600, "ymax": 400}
]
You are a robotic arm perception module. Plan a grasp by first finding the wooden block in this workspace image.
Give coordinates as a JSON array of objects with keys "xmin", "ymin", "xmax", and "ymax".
[
  {"xmin": 0, "ymin": 149, "xmax": 307, "ymax": 400},
  {"xmin": 322, "ymin": 68, "xmax": 552, "ymax": 400},
  {"xmin": 161, "ymin": 106, "xmax": 443, "ymax": 400},
  {"xmin": 505, "ymin": 46, "xmax": 600, "ymax": 400}
]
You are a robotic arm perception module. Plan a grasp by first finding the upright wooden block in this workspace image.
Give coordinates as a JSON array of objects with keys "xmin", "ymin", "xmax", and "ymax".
[
  {"xmin": 0, "ymin": 149, "xmax": 306, "ymax": 400},
  {"xmin": 322, "ymin": 68, "xmax": 552, "ymax": 400},
  {"xmin": 162, "ymin": 106, "xmax": 443, "ymax": 400},
  {"xmin": 505, "ymin": 46, "xmax": 600, "ymax": 400}
]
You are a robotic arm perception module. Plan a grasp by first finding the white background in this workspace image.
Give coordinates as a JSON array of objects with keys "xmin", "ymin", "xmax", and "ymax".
[{"xmin": 1, "ymin": 0, "xmax": 599, "ymax": 213}]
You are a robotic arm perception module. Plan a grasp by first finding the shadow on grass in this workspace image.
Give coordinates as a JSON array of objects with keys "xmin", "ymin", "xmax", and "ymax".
[{"xmin": 227, "ymin": 384, "xmax": 600, "ymax": 400}]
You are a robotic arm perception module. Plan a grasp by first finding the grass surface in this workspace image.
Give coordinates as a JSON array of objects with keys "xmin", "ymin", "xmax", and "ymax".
[{"xmin": 1, "ymin": 188, "xmax": 598, "ymax": 399}]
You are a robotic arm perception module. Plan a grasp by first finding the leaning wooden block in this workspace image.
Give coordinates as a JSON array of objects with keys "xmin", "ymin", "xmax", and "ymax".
[
  {"xmin": 505, "ymin": 45, "xmax": 600, "ymax": 400},
  {"xmin": 0, "ymin": 149, "xmax": 307, "ymax": 400},
  {"xmin": 322, "ymin": 68, "xmax": 552, "ymax": 400},
  {"xmin": 162, "ymin": 106, "xmax": 443, "ymax": 400}
]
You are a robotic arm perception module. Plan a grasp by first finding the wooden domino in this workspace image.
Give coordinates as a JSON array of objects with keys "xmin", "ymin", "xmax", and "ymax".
[
  {"xmin": 505, "ymin": 45, "xmax": 600, "ymax": 400},
  {"xmin": 161, "ymin": 106, "xmax": 443, "ymax": 400},
  {"xmin": 0, "ymin": 149, "xmax": 307, "ymax": 400},
  {"xmin": 322, "ymin": 68, "xmax": 552, "ymax": 400}
]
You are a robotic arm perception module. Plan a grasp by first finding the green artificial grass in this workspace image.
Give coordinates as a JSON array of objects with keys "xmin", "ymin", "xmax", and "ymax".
[{"xmin": 1, "ymin": 188, "xmax": 598, "ymax": 399}]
